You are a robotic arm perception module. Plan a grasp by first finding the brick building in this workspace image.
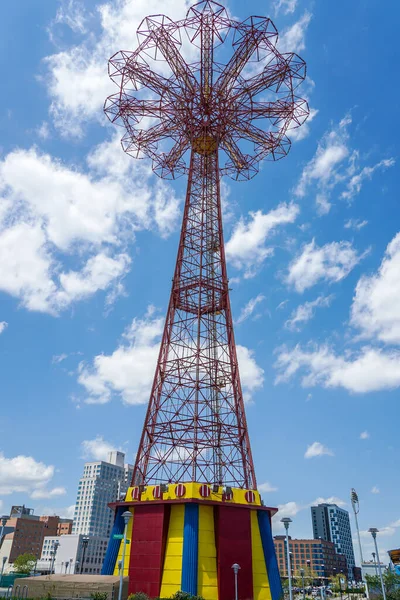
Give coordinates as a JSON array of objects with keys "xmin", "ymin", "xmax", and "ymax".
[
  {"xmin": 274, "ymin": 536, "xmax": 348, "ymax": 579},
  {"xmin": 0, "ymin": 506, "xmax": 65, "ymax": 571},
  {"xmin": 57, "ymin": 520, "xmax": 73, "ymax": 536}
]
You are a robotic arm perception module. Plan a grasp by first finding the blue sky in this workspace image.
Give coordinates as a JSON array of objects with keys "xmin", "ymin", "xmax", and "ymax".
[{"xmin": 0, "ymin": 0, "xmax": 398, "ymax": 566}]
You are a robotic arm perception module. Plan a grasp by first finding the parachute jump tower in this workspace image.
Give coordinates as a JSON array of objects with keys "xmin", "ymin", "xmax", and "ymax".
[{"xmin": 101, "ymin": 2, "xmax": 309, "ymax": 599}]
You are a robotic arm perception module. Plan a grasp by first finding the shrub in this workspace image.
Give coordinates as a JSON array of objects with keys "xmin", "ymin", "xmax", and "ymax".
[
  {"xmin": 90, "ymin": 593, "xmax": 108, "ymax": 600},
  {"xmin": 128, "ymin": 592, "xmax": 150, "ymax": 600}
]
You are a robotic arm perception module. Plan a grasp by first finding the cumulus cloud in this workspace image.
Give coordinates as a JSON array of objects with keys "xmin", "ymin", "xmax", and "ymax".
[
  {"xmin": 286, "ymin": 239, "xmax": 365, "ymax": 293},
  {"xmin": 285, "ymin": 295, "xmax": 333, "ymax": 331},
  {"xmin": 313, "ymin": 496, "xmax": 346, "ymax": 506},
  {"xmin": 226, "ymin": 203, "xmax": 299, "ymax": 277},
  {"xmin": 275, "ymin": 343, "xmax": 400, "ymax": 393},
  {"xmin": 78, "ymin": 309, "xmax": 164, "ymax": 405},
  {"xmin": 360, "ymin": 431, "xmax": 370, "ymax": 440},
  {"xmin": 235, "ymin": 294, "xmax": 265, "ymax": 325},
  {"xmin": 44, "ymin": 0, "xmax": 191, "ymax": 137},
  {"xmin": 79, "ymin": 307, "xmax": 264, "ymax": 405},
  {"xmin": 371, "ymin": 486, "xmax": 380, "ymax": 494},
  {"xmin": 278, "ymin": 12, "xmax": 312, "ymax": 54},
  {"xmin": 0, "ymin": 137, "xmax": 181, "ymax": 315},
  {"xmin": 295, "ymin": 115, "xmax": 394, "ymax": 214},
  {"xmin": 30, "ymin": 487, "xmax": 67, "ymax": 499},
  {"xmin": 81, "ymin": 436, "xmax": 119, "ymax": 461},
  {"xmin": 0, "ymin": 452, "xmax": 56, "ymax": 496},
  {"xmin": 258, "ymin": 482, "xmax": 278, "ymax": 493},
  {"xmin": 0, "ymin": 321, "xmax": 8, "ymax": 334},
  {"xmin": 304, "ymin": 441, "xmax": 334, "ymax": 459},
  {"xmin": 351, "ymin": 232, "xmax": 400, "ymax": 344}
]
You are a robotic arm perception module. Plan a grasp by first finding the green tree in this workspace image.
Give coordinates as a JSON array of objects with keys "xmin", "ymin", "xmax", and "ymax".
[{"xmin": 13, "ymin": 553, "xmax": 37, "ymax": 574}]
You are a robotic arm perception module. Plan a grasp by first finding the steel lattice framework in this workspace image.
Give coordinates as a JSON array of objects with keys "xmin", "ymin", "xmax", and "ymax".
[{"xmin": 105, "ymin": 0, "xmax": 309, "ymax": 489}]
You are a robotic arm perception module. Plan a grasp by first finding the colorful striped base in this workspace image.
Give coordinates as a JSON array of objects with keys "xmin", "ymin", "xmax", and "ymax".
[{"xmin": 102, "ymin": 484, "xmax": 282, "ymax": 600}]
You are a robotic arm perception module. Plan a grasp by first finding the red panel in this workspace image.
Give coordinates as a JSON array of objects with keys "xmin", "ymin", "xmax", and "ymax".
[
  {"xmin": 216, "ymin": 506, "xmax": 253, "ymax": 600},
  {"xmin": 128, "ymin": 504, "xmax": 168, "ymax": 597}
]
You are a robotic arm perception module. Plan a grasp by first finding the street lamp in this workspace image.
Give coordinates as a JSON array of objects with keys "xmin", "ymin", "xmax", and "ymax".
[
  {"xmin": 231, "ymin": 563, "xmax": 241, "ymax": 600},
  {"xmin": 80, "ymin": 537, "xmax": 89, "ymax": 574},
  {"xmin": 368, "ymin": 529, "xmax": 386, "ymax": 600},
  {"xmin": 1, "ymin": 556, "xmax": 7, "ymax": 586},
  {"xmin": 50, "ymin": 540, "xmax": 59, "ymax": 575},
  {"xmin": 320, "ymin": 564, "xmax": 325, "ymax": 600},
  {"xmin": 351, "ymin": 489, "xmax": 369, "ymax": 600},
  {"xmin": 118, "ymin": 511, "xmax": 132, "ymax": 600},
  {"xmin": 281, "ymin": 517, "xmax": 293, "ymax": 600},
  {"xmin": 75, "ymin": 560, "xmax": 80, "ymax": 574},
  {"xmin": 372, "ymin": 552, "xmax": 379, "ymax": 578},
  {"xmin": 300, "ymin": 568, "xmax": 305, "ymax": 600}
]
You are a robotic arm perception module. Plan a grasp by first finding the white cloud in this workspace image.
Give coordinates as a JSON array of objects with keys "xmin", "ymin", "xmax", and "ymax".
[
  {"xmin": 286, "ymin": 239, "xmax": 365, "ymax": 293},
  {"xmin": 30, "ymin": 486, "xmax": 67, "ymax": 499},
  {"xmin": 313, "ymin": 496, "xmax": 346, "ymax": 506},
  {"xmin": 290, "ymin": 108, "xmax": 318, "ymax": 143},
  {"xmin": 44, "ymin": 0, "xmax": 190, "ymax": 137},
  {"xmin": 259, "ymin": 482, "xmax": 278, "ymax": 493},
  {"xmin": 236, "ymin": 345, "xmax": 264, "ymax": 402},
  {"xmin": 341, "ymin": 159, "xmax": 395, "ymax": 201},
  {"xmin": 0, "ymin": 137, "xmax": 181, "ymax": 315},
  {"xmin": 78, "ymin": 309, "xmax": 164, "ymax": 405},
  {"xmin": 235, "ymin": 294, "xmax": 265, "ymax": 325},
  {"xmin": 272, "ymin": 501, "xmax": 303, "ymax": 530},
  {"xmin": 52, "ymin": 353, "xmax": 68, "ymax": 364},
  {"xmin": 351, "ymin": 232, "xmax": 400, "ymax": 344},
  {"xmin": 285, "ymin": 295, "xmax": 333, "ymax": 331},
  {"xmin": 295, "ymin": 115, "xmax": 395, "ymax": 213},
  {"xmin": 81, "ymin": 436, "xmax": 119, "ymax": 461},
  {"xmin": 37, "ymin": 121, "xmax": 51, "ymax": 140},
  {"xmin": 0, "ymin": 452, "xmax": 55, "ymax": 495},
  {"xmin": 371, "ymin": 486, "xmax": 380, "ymax": 494},
  {"xmin": 304, "ymin": 441, "xmax": 334, "ymax": 459},
  {"xmin": 360, "ymin": 431, "xmax": 370, "ymax": 440},
  {"xmin": 79, "ymin": 308, "xmax": 264, "ymax": 405},
  {"xmin": 278, "ymin": 12, "xmax": 312, "ymax": 54},
  {"xmin": 274, "ymin": 0, "xmax": 298, "ymax": 16},
  {"xmin": 53, "ymin": 0, "xmax": 88, "ymax": 34},
  {"xmin": 296, "ymin": 116, "xmax": 350, "ymax": 200},
  {"xmin": 0, "ymin": 321, "xmax": 8, "ymax": 334},
  {"xmin": 226, "ymin": 203, "xmax": 299, "ymax": 277},
  {"xmin": 37, "ymin": 504, "xmax": 75, "ymax": 519},
  {"xmin": 344, "ymin": 218, "xmax": 368, "ymax": 231},
  {"xmin": 275, "ymin": 343, "xmax": 400, "ymax": 393}
]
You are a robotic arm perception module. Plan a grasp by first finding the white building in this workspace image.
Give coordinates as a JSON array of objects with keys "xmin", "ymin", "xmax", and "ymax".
[
  {"xmin": 72, "ymin": 451, "xmax": 133, "ymax": 539},
  {"xmin": 37, "ymin": 534, "xmax": 109, "ymax": 575}
]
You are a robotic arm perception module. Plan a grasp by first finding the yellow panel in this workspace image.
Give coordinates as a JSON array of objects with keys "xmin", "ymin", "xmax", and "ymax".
[
  {"xmin": 126, "ymin": 483, "xmax": 262, "ymax": 506},
  {"xmin": 251, "ymin": 510, "xmax": 272, "ymax": 600},
  {"xmin": 160, "ymin": 505, "xmax": 185, "ymax": 597},
  {"xmin": 198, "ymin": 505, "xmax": 218, "ymax": 600},
  {"xmin": 113, "ymin": 507, "xmax": 134, "ymax": 576}
]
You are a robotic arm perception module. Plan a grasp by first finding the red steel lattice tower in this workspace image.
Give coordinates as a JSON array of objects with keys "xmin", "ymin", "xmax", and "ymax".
[{"xmin": 105, "ymin": 0, "xmax": 308, "ymax": 490}]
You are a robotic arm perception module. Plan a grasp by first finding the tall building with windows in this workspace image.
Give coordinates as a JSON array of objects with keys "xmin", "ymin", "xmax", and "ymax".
[
  {"xmin": 311, "ymin": 503, "xmax": 356, "ymax": 578},
  {"xmin": 274, "ymin": 536, "xmax": 347, "ymax": 578},
  {"xmin": 72, "ymin": 451, "xmax": 133, "ymax": 538}
]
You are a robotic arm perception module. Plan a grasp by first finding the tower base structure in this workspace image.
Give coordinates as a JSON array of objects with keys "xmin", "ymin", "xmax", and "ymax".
[{"xmin": 102, "ymin": 484, "xmax": 282, "ymax": 600}]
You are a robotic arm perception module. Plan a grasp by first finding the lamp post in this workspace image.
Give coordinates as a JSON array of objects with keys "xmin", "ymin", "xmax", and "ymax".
[
  {"xmin": 65, "ymin": 561, "xmax": 69, "ymax": 574},
  {"xmin": 80, "ymin": 537, "xmax": 89, "ymax": 574},
  {"xmin": 118, "ymin": 511, "xmax": 132, "ymax": 600},
  {"xmin": 1, "ymin": 556, "xmax": 7, "ymax": 586},
  {"xmin": 372, "ymin": 552, "xmax": 379, "ymax": 578},
  {"xmin": 281, "ymin": 518, "xmax": 293, "ymax": 600},
  {"xmin": 75, "ymin": 560, "xmax": 80, "ymax": 574},
  {"xmin": 351, "ymin": 489, "xmax": 369, "ymax": 600},
  {"xmin": 50, "ymin": 540, "xmax": 59, "ymax": 575},
  {"xmin": 368, "ymin": 529, "xmax": 386, "ymax": 600},
  {"xmin": 300, "ymin": 568, "xmax": 306, "ymax": 600},
  {"xmin": 231, "ymin": 563, "xmax": 241, "ymax": 600},
  {"xmin": 320, "ymin": 564, "xmax": 325, "ymax": 600}
]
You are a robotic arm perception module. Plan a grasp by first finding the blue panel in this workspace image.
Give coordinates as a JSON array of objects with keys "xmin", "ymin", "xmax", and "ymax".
[
  {"xmin": 258, "ymin": 511, "xmax": 283, "ymax": 600},
  {"xmin": 101, "ymin": 506, "xmax": 125, "ymax": 575},
  {"xmin": 181, "ymin": 503, "xmax": 199, "ymax": 595}
]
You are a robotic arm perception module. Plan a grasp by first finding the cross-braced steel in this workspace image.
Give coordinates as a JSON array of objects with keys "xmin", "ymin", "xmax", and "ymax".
[{"xmin": 105, "ymin": 0, "xmax": 309, "ymax": 489}]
